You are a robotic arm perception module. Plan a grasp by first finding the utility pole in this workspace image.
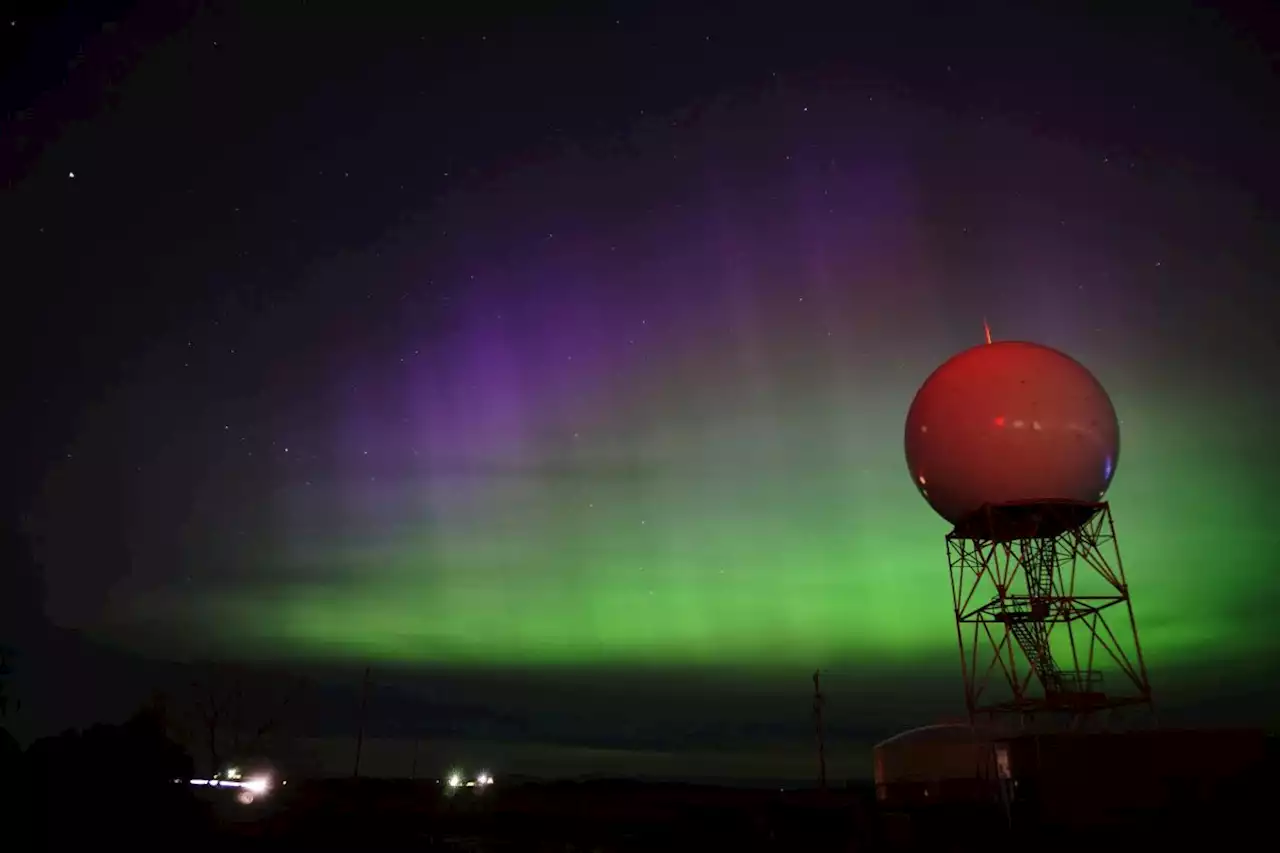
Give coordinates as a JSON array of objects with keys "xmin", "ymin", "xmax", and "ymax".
[
  {"xmin": 812, "ymin": 669, "xmax": 827, "ymax": 792},
  {"xmin": 353, "ymin": 666, "xmax": 372, "ymax": 778}
]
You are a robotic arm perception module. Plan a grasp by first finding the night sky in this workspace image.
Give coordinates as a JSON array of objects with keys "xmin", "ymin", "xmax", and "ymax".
[{"xmin": 5, "ymin": 1, "xmax": 1280, "ymax": 780}]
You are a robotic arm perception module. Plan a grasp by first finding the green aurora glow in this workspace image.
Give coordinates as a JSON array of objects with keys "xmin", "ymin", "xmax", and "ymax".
[{"xmin": 187, "ymin": 369, "xmax": 1275, "ymax": 677}]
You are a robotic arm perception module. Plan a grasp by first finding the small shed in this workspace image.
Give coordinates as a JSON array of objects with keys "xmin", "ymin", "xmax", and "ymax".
[
  {"xmin": 992, "ymin": 728, "xmax": 1272, "ymax": 824},
  {"xmin": 873, "ymin": 723, "xmax": 999, "ymax": 807}
]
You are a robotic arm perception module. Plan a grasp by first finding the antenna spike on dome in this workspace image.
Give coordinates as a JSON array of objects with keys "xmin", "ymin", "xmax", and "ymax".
[{"xmin": 983, "ymin": 318, "xmax": 992, "ymax": 345}]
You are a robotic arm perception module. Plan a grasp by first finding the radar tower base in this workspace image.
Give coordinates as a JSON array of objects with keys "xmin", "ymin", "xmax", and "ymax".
[{"xmin": 947, "ymin": 500, "xmax": 1153, "ymax": 728}]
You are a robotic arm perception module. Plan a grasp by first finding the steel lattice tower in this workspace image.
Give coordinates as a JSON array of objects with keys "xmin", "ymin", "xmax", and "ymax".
[{"xmin": 946, "ymin": 500, "xmax": 1153, "ymax": 725}]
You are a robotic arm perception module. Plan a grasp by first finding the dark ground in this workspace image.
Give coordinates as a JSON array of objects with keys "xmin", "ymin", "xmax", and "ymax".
[
  {"xmin": 7, "ymin": 772, "xmax": 1273, "ymax": 851},
  {"xmin": 184, "ymin": 775, "xmax": 1271, "ymax": 852},
  {"xmin": 283, "ymin": 769, "xmax": 1280, "ymax": 851},
  {"xmin": 200, "ymin": 778, "xmax": 880, "ymax": 851}
]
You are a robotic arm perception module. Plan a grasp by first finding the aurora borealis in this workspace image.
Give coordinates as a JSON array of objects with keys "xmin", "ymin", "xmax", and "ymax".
[
  {"xmin": 62, "ymin": 91, "xmax": 1278, "ymax": 677},
  {"xmin": 9, "ymin": 3, "xmax": 1280, "ymax": 761}
]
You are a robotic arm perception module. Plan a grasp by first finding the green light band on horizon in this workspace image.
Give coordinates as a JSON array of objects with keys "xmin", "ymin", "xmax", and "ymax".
[{"xmin": 174, "ymin": 376, "xmax": 1273, "ymax": 677}]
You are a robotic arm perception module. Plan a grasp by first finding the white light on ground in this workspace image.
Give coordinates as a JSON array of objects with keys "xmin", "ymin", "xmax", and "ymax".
[
  {"xmin": 243, "ymin": 775, "xmax": 271, "ymax": 794},
  {"xmin": 445, "ymin": 770, "xmax": 492, "ymax": 789},
  {"xmin": 187, "ymin": 775, "xmax": 276, "ymax": 799}
]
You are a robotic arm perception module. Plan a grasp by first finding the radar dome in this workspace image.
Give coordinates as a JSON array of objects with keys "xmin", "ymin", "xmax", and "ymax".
[{"xmin": 904, "ymin": 341, "xmax": 1120, "ymax": 526}]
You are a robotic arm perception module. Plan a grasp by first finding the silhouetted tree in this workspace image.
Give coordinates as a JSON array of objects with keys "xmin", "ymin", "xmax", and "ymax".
[
  {"xmin": 173, "ymin": 663, "xmax": 305, "ymax": 774},
  {"xmin": 1, "ymin": 516, "xmax": 40, "ymax": 720},
  {"xmin": 0, "ymin": 647, "xmax": 16, "ymax": 718},
  {"xmin": 22, "ymin": 702, "xmax": 202, "ymax": 848},
  {"xmin": 0, "ymin": 725, "xmax": 20, "ymax": 836}
]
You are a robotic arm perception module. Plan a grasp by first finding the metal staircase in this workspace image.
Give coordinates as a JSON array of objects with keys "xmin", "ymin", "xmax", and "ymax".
[
  {"xmin": 1005, "ymin": 541, "xmax": 1066, "ymax": 694},
  {"xmin": 1006, "ymin": 618, "xmax": 1064, "ymax": 692},
  {"xmin": 949, "ymin": 501, "xmax": 1142, "ymax": 721}
]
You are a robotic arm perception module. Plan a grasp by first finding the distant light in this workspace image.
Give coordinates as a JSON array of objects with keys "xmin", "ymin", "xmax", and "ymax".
[
  {"xmin": 243, "ymin": 775, "xmax": 271, "ymax": 794},
  {"xmin": 68, "ymin": 171, "xmax": 75, "ymax": 178},
  {"xmin": 188, "ymin": 775, "xmax": 275, "ymax": 797},
  {"xmin": 993, "ymin": 416, "xmax": 1005, "ymax": 428},
  {"xmin": 447, "ymin": 772, "xmax": 462, "ymax": 788}
]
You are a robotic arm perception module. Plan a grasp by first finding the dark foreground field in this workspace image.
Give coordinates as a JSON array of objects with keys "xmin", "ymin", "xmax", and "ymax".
[
  {"xmin": 13, "ymin": 773, "xmax": 1272, "ymax": 851},
  {"xmin": 203, "ymin": 778, "xmax": 879, "ymax": 851},
  {"xmin": 211, "ymin": 774, "xmax": 1280, "ymax": 852}
]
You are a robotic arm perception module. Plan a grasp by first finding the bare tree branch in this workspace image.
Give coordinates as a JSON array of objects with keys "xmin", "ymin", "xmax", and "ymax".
[{"xmin": 173, "ymin": 664, "xmax": 306, "ymax": 773}]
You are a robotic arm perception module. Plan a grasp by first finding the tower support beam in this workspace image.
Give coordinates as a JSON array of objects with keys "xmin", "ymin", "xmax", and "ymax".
[{"xmin": 947, "ymin": 500, "xmax": 1152, "ymax": 725}]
